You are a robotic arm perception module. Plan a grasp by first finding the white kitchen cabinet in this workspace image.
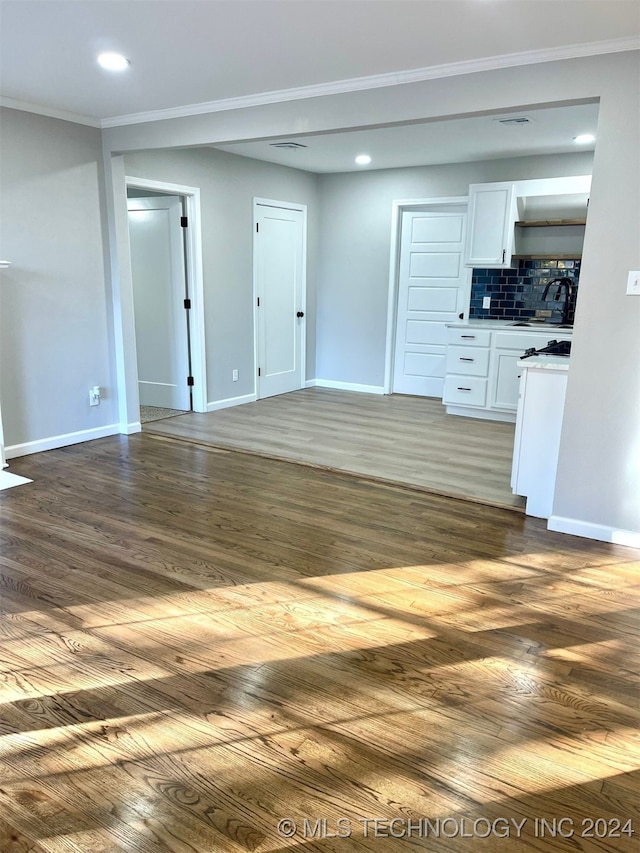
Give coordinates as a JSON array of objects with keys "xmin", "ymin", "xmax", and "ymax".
[
  {"xmin": 492, "ymin": 352, "xmax": 523, "ymax": 410},
  {"xmin": 464, "ymin": 182, "xmax": 517, "ymax": 268},
  {"xmin": 487, "ymin": 330, "xmax": 565, "ymax": 413},
  {"xmin": 444, "ymin": 324, "xmax": 573, "ymax": 422},
  {"xmin": 511, "ymin": 359, "xmax": 569, "ymax": 518},
  {"xmin": 443, "ymin": 327, "xmax": 491, "ymax": 412}
]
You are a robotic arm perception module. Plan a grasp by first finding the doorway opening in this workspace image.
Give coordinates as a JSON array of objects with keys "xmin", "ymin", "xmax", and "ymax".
[{"xmin": 125, "ymin": 177, "xmax": 207, "ymax": 424}]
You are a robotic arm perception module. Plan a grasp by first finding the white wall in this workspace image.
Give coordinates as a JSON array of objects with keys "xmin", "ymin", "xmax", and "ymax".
[
  {"xmin": 122, "ymin": 147, "xmax": 319, "ymax": 404},
  {"xmin": 552, "ymin": 76, "xmax": 640, "ymax": 542},
  {"xmin": 0, "ymin": 108, "xmax": 117, "ymax": 454},
  {"xmin": 315, "ymin": 151, "xmax": 593, "ymax": 387}
]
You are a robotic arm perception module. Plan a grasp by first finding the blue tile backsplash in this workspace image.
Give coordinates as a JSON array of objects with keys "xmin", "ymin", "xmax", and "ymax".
[{"xmin": 469, "ymin": 259, "xmax": 581, "ymax": 321}]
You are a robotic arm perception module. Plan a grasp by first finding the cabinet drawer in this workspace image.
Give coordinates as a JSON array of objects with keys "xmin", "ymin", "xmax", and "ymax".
[
  {"xmin": 446, "ymin": 328, "xmax": 492, "ymax": 347},
  {"xmin": 446, "ymin": 345, "xmax": 490, "ymax": 377},
  {"xmin": 443, "ymin": 375, "xmax": 488, "ymax": 407}
]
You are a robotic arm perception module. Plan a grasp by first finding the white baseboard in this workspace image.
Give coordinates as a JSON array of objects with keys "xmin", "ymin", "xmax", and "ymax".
[
  {"xmin": 548, "ymin": 515, "xmax": 640, "ymax": 548},
  {"xmin": 5, "ymin": 423, "xmax": 121, "ymax": 459},
  {"xmin": 123, "ymin": 421, "xmax": 142, "ymax": 435},
  {"xmin": 311, "ymin": 379, "xmax": 385, "ymax": 395},
  {"xmin": 207, "ymin": 393, "xmax": 256, "ymax": 412}
]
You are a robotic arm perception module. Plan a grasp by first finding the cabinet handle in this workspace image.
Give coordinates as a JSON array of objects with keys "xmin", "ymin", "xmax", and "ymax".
[
  {"xmin": 460, "ymin": 357, "xmax": 474, "ymax": 362},
  {"xmin": 457, "ymin": 387, "xmax": 472, "ymax": 391},
  {"xmin": 502, "ymin": 249, "xmax": 506, "ymax": 263},
  {"xmin": 460, "ymin": 335, "xmax": 475, "ymax": 339}
]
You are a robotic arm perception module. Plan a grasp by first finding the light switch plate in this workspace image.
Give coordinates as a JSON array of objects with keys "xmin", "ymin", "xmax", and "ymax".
[{"xmin": 626, "ymin": 270, "xmax": 640, "ymax": 295}]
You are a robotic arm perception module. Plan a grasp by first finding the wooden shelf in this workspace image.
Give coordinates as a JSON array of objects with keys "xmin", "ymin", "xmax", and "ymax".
[{"xmin": 515, "ymin": 219, "xmax": 587, "ymax": 228}]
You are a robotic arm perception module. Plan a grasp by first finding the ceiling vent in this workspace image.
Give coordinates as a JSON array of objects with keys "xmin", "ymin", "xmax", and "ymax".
[
  {"xmin": 496, "ymin": 116, "xmax": 533, "ymax": 126},
  {"xmin": 270, "ymin": 142, "xmax": 308, "ymax": 150}
]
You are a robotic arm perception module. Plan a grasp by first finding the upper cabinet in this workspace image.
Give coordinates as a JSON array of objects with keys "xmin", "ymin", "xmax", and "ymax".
[
  {"xmin": 464, "ymin": 182, "xmax": 517, "ymax": 268},
  {"xmin": 464, "ymin": 176, "xmax": 592, "ymax": 269}
]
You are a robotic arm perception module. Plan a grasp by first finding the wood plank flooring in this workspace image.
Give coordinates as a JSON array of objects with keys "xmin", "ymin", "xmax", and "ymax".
[
  {"xmin": 1, "ymin": 434, "xmax": 639, "ymax": 852},
  {"xmin": 145, "ymin": 388, "xmax": 525, "ymax": 510}
]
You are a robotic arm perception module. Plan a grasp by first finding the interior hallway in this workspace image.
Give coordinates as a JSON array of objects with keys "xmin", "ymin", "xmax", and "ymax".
[{"xmin": 145, "ymin": 387, "xmax": 525, "ymax": 510}]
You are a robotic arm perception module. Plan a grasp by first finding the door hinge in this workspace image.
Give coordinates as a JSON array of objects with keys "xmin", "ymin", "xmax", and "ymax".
[
  {"xmin": 184, "ymin": 298, "xmax": 191, "ymax": 309},
  {"xmin": 181, "ymin": 216, "xmax": 188, "ymax": 228},
  {"xmin": 187, "ymin": 376, "xmax": 194, "ymax": 387},
  {"xmin": 258, "ymin": 367, "xmax": 261, "ymax": 377}
]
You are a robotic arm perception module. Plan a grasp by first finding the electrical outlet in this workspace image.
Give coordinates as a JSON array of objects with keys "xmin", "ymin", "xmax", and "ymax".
[
  {"xmin": 482, "ymin": 296, "xmax": 491, "ymax": 309},
  {"xmin": 232, "ymin": 369, "xmax": 239, "ymax": 382},
  {"xmin": 627, "ymin": 270, "xmax": 640, "ymax": 296},
  {"xmin": 536, "ymin": 309, "xmax": 553, "ymax": 318},
  {"xmin": 89, "ymin": 386, "xmax": 100, "ymax": 406}
]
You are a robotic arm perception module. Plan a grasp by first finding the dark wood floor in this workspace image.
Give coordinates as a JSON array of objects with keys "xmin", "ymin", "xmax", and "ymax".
[{"xmin": 1, "ymin": 434, "xmax": 638, "ymax": 852}]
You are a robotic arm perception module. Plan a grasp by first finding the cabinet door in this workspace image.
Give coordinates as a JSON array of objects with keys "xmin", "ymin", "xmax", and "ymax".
[
  {"xmin": 491, "ymin": 351, "xmax": 523, "ymax": 411},
  {"xmin": 465, "ymin": 182, "xmax": 516, "ymax": 267}
]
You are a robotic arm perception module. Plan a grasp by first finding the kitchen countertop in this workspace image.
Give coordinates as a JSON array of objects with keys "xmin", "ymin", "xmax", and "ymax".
[
  {"xmin": 447, "ymin": 319, "xmax": 573, "ymax": 332},
  {"xmin": 520, "ymin": 355, "xmax": 570, "ymax": 370}
]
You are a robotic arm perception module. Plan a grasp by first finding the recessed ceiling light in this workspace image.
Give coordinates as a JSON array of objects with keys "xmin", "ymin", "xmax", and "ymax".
[
  {"xmin": 574, "ymin": 133, "xmax": 596, "ymax": 145},
  {"xmin": 355, "ymin": 154, "xmax": 372, "ymax": 166},
  {"xmin": 97, "ymin": 52, "xmax": 130, "ymax": 71}
]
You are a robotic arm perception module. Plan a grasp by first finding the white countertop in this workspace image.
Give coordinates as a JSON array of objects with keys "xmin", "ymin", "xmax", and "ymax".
[
  {"xmin": 447, "ymin": 319, "xmax": 573, "ymax": 333},
  {"xmin": 520, "ymin": 355, "xmax": 570, "ymax": 370}
]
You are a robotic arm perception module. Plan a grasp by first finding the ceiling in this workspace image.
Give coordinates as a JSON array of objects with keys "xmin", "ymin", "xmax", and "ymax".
[
  {"xmin": 0, "ymin": 1, "xmax": 638, "ymax": 126},
  {"xmin": 212, "ymin": 103, "xmax": 600, "ymax": 172}
]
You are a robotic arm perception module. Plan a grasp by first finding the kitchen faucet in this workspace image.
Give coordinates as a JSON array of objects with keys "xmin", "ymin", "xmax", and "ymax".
[{"xmin": 542, "ymin": 277, "xmax": 576, "ymax": 326}]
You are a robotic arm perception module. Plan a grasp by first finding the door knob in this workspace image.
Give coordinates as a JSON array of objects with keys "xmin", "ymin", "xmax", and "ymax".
[{"xmin": 296, "ymin": 311, "xmax": 304, "ymax": 318}]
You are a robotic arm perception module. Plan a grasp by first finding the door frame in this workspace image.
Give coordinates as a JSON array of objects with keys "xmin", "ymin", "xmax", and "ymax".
[
  {"xmin": 252, "ymin": 197, "xmax": 307, "ymax": 398},
  {"xmin": 125, "ymin": 176, "xmax": 207, "ymax": 415},
  {"xmin": 383, "ymin": 197, "xmax": 470, "ymax": 395}
]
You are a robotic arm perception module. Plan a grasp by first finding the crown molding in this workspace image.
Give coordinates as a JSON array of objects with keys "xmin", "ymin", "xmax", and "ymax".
[
  {"xmin": 100, "ymin": 36, "xmax": 640, "ymax": 129},
  {"xmin": 0, "ymin": 96, "xmax": 100, "ymax": 128},
  {"xmin": 2, "ymin": 37, "xmax": 637, "ymax": 131}
]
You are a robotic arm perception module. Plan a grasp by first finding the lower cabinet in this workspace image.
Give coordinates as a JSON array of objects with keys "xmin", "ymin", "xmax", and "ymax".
[
  {"xmin": 444, "ymin": 326, "xmax": 572, "ymax": 422},
  {"xmin": 491, "ymin": 351, "xmax": 523, "ymax": 410}
]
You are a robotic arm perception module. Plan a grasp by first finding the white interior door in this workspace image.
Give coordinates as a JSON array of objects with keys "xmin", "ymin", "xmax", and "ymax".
[
  {"xmin": 393, "ymin": 206, "xmax": 470, "ymax": 397},
  {"xmin": 128, "ymin": 196, "xmax": 191, "ymax": 411},
  {"xmin": 255, "ymin": 203, "xmax": 305, "ymax": 399}
]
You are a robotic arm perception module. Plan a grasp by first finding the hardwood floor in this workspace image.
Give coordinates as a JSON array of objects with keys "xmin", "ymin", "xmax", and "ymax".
[
  {"xmin": 1, "ymin": 434, "xmax": 638, "ymax": 852},
  {"xmin": 144, "ymin": 388, "xmax": 526, "ymax": 511}
]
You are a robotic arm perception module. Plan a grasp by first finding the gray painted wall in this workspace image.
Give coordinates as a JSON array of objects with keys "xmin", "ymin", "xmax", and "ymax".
[
  {"xmin": 123, "ymin": 147, "xmax": 319, "ymax": 403},
  {"xmin": 315, "ymin": 151, "xmax": 594, "ymax": 386},
  {"xmin": 0, "ymin": 107, "xmax": 116, "ymax": 446}
]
